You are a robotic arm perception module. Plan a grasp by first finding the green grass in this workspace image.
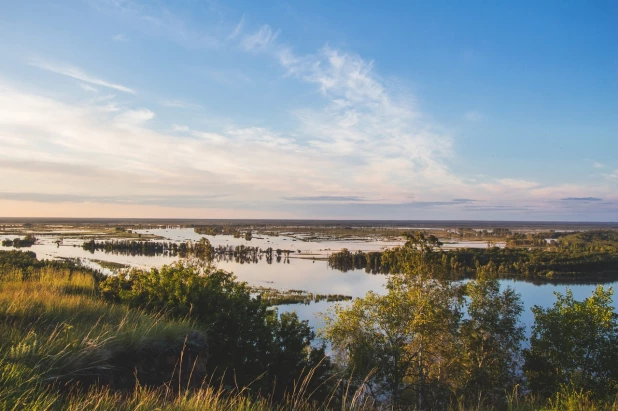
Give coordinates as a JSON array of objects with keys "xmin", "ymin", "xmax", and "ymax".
[{"xmin": 0, "ymin": 267, "xmax": 206, "ymax": 409}]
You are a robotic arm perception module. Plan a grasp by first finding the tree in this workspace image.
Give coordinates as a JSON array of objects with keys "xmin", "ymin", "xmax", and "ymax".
[
  {"xmin": 458, "ymin": 276, "xmax": 525, "ymax": 405},
  {"xmin": 192, "ymin": 237, "xmax": 215, "ymax": 260},
  {"xmin": 524, "ymin": 286, "xmax": 618, "ymax": 399},
  {"xmin": 323, "ymin": 235, "xmax": 462, "ymax": 408},
  {"xmin": 324, "ymin": 234, "xmax": 529, "ymax": 409},
  {"xmin": 266, "ymin": 311, "xmax": 332, "ymax": 401},
  {"xmin": 379, "ymin": 231, "xmax": 447, "ymax": 277}
]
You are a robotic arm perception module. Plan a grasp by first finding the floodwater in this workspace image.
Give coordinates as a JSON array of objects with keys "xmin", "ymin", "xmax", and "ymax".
[{"xmin": 1, "ymin": 228, "xmax": 615, "ymax": 335}]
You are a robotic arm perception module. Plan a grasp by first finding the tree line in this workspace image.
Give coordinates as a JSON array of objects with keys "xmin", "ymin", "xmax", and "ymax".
[
  {"xmin": 82, "ymin": 238, "xmax": 297, "ymax": 264},
  {"xmin": 328, "ymin": 230, "xmax": 618, "ymax": 281}
]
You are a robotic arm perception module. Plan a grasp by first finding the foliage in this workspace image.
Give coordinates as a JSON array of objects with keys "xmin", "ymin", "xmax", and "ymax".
[
  {"xmin": 99, "ymin": 261, "xmax": 332, "ymax": 399},
  {"xmin": 83, "ymin": 237, "xmax": 214, "ymax": 260},
  {"xmin": 324, "ymin": 235, "xmax": 528, "ymax": 409},
  {"xmin": 458, "ymin": 276, "xmax": 525, "ymax": 405},
  {"xmin": 323, "ymin": 280, "xmax": 462, "ymax": 408},
  {"xmin": 0, "ymin": 249, "xmax": 103, "ymax": 282},
  {"xmin": 524, "ymin": 285, "xmax": 618, "ymax": 400},
  {"xmin": 0, "ymin": 260, "xmax": 374, "ymax": 410},
  {"xmin": 1, "ymin": 234, "xmax": 37, "ymax": 248}
]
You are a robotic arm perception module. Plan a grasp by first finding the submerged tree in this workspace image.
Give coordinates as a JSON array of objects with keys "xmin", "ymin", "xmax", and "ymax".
[{"xmin": 2, "ymin": 234, "xmax": 36, "ymax": 248}]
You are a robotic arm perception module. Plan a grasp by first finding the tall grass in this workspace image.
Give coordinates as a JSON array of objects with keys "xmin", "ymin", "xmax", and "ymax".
[{"xmin": 0, "ymin": 267, "xmax": 203, "ymax": 409}]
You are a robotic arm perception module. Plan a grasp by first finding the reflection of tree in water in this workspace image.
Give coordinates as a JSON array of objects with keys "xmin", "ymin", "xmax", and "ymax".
[{"xmin": 82, "ymin": 239, "xmax": 297, "ymax": 265}]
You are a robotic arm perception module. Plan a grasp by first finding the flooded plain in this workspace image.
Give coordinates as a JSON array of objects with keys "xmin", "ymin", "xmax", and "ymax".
[{"xmin": 1, "ymin": 227, "xmax": 615, "ymax": 334}]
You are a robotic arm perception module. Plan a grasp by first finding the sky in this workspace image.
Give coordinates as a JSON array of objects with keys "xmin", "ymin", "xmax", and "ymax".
[{"xmin": 0, "ymin": 0, "xmax": 616, "ymax": 221}]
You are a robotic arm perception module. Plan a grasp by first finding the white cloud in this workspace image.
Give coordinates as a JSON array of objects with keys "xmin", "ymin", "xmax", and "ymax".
[
  {"xmin": 79, "ymin": 83, "xmax": 99, "ymax": 93},
  {"xmin": 115, "ymin": 108, "xmax": 155, "ymax": 125},
  {"xmin": 603, "ymin": 169, "xmax": 618, "ymax": 180},
  {"xmin": 172, "ymin": 124, "xmax": 189, "ymax": 132},
  {"xmin": 160, "ymin": 99, "xmax": 202, "ymax": 109},
  {"xmin": 30, "ymin": 60, "xmax": 135, "ymax": 94},
  {"xmin": 228, "ymin": 16, "xmax": 244, "ymax": 39},
  {"xmin": 497, "ymin": 179, "xmax": 539, "ymax": 189},
  {"xmin": 94, "ymin": 0, "xmax": 221, "ymax": 49},
  {"xmin": 242, "ymin": 25, "xmax": 280, "ymax": 51},
  {"xmin": 593, "ymin": 161, "xmax": 605, "ymax": 168}
]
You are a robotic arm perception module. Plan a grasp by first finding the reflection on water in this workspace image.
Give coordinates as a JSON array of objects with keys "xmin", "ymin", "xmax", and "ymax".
[{"xmin": 1, "ymin": 228, "xmax": 615, "ymax": 336}]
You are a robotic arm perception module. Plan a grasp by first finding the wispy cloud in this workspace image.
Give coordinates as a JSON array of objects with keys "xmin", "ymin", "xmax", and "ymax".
[
  {"xmin": 228, "ymin": 16, "xmax": 244, "ymax": 39},
  {"xmin": 30, "ymin": 60, "xmax": 135, "ymax": 94},
  {"xmin": 496, "ymin": 179, "xmax": 539, "ymax": 189},
  {"xmin": 0, "ymin": 192, "xmax": 228, "ymax": 207},
  {"xmin": 242, "ymin": 25, "xmax": 280, "ymax": 51},
  {"xmin": 283, "ymin": 196, "xmax": 366, "ymax": 202},
  {"xmin": 79, "ymin": 83, "xmax": 99, "ymax": 93},
  {"xmin": 160, "ymin": 99, "xmax": 202, "ymax": 109},
  {"xmin": 269, "ymin": 45, "xmax": 461, "ymax": 200},
  {"xmin": 604, "ymin": 170, "xmax": 618, "ymax": 180},
  {"xmin": 93, "ymin": 0, "xmax": 223, "ymax": 49},
  {"xmin": 462, "ymin": 205, "xmax": 535, "ymax": 212},
  {"xmin": 172, "ymin": 124, "xmax": 190, "ymax": 132},
  {"xmin": 593, "ymin": 161, "xmax": 605, "ymax": 168},
  {"xmin": 561, "ymin": 197, "xmax": 602, "ymax": 201},
  {"xmin": 115, "ymin": 108, "xmax": 155, "ymax": 126}
]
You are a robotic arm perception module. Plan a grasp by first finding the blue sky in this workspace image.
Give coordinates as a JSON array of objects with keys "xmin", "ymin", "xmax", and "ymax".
[{"xmin": 0, "ymin": 0, "xmax": 616, "ymax": 220}]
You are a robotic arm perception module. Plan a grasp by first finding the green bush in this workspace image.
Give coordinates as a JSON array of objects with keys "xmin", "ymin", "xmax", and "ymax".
[{"xmin": 99, "ymin": 261, "xmax": 332, "ymax": 399}]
